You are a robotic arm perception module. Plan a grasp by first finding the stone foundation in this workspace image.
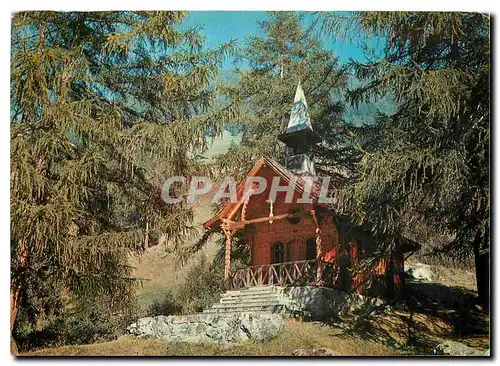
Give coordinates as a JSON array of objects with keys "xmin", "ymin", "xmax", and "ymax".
[{"xmin": 279, "ymin": 286, "xmax": 384, "ymax": 319}]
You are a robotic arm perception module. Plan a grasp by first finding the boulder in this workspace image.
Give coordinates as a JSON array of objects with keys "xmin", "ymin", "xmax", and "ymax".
[
  {"xmin": 405, "ymin": 263, "xmax": 433, "ymax": 282},
  {"xmin": 434, "ymin": 340, "xmax": 489, "ymax": 356},
  {"xmin": 282, "ymin": 286, "xmax": 383, "ymax": 319},
  {"xmin": 127, "ymin": 312, "xmax": 284, "ymax": 345}
]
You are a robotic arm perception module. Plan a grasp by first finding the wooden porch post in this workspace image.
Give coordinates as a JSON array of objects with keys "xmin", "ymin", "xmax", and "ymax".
[
  {"xmin": 222, "ymin": 226, "xmax": 233, "ymax": 288},
  {"xmin": 311, "ymin": 210, "xmax": 323, "ymax": 285}
]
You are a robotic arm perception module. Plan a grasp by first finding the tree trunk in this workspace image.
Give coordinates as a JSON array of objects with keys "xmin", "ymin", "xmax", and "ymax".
[
  {"xmin": 143, "ymin": 220, "xmax": 149, "ymax": 249},
  {"xmin": 474, "ymin": 233, "xmax": 490, "ymax": 309},
  {"xmin": 11, "ymin": 239, "xmax": 29, "ymax": 355},
  {"xmin": 10, "ymin": 287, "xmax": 21, "ymax": 355}
]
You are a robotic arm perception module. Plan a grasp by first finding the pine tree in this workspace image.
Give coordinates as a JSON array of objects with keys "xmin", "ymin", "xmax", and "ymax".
[
  {"xmin": 10, "ymin": 11, "xmax": 236, "ymax": 351},
  {"xmin": 321, "ymin": 12, "xmax": 490, "ymax": 306},
  {"xmin": 215, "ymin": 12, "xmax": 352, "ymax": 185}
]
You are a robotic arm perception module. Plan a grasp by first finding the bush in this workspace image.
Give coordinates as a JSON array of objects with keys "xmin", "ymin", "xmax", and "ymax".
[
  {"xmin": 143, "ymin": 254, "xmax": 225, "ymax": 317},
  {"xmin": 176, "ymin": 254, "xmax": 225, "ymax": 314},
  {"xmin": 16, "ymin": 294, "xmax": 139, "ymax": 352},
  {"xmin": 56, "ymin": 302, "xmax": 134, "ymax": 345},
  {"xmin": 17, "ymin": 255, "xmax": 225, "ymax": 352},
  {"xmin": 148, "ymin": 290, "xmax": 182, "ymax": 316}
]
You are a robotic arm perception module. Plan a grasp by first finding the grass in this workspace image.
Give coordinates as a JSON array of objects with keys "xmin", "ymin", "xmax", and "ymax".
[
  {"xmin": 23, "ymin": 308, "xmax": 490, "ymax": 357},
  {"xmin": 19, "ymin": 202, "xmax": 490, "ymax": 356},
  {"xmin": 25, "ymin": 319, "xmax": 405, "ymax": 356},
  {"xmin": 406, "ymin": 258, "xmax": 477, "ymax": 292},
  {"xmin": 21, "ymin": 268, "xmax": 490, "ymax": 357}
]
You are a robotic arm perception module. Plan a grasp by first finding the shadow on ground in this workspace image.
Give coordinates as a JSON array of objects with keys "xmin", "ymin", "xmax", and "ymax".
[{"xmin": 326, "ymin": 279, "xmax": 489, "ymax": 354}]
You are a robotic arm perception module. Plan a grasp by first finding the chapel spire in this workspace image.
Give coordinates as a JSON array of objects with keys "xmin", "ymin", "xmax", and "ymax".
[{"xmin": 278, "ymin": 83, "xmax": 322, "ymax": 175}]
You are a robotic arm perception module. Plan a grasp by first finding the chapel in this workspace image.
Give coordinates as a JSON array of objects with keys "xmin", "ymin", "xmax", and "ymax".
[{"xmin": 204, "ymin": 83, "xmax": 418, "ymax": 299}]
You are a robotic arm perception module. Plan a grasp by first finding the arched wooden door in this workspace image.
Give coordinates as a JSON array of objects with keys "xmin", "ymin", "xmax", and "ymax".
[
  {"xmin": 270, "ymin": 241, "xmax": 285, "ymax": 284},
  {"xmin": 271, "ymin": 241, "xmax": 285, "ymax": 264},
  {"xmin": 306, "ymin": 237, "xmax": 316, "ymax": 260}
]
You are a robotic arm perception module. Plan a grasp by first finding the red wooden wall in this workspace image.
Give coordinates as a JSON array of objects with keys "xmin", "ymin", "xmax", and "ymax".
[{"xmin": 235, "ymin": 165, "xmax": 404, "ymax": 299}]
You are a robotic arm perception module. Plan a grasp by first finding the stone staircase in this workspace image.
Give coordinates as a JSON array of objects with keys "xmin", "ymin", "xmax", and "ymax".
[
  {"xmin": 203, "ymin": 286, "xmax": 289, "ymax": 315},
  {"xmin": 203, "ymin": 285, "xmax": 374, "ymax": 319}
]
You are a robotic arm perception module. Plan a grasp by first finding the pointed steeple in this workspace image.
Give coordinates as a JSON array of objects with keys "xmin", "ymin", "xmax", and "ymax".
[
  {"xmin": 278, "ymin": 83, "xmax": 322, "ymax": 176},
  {"xmin": 279, "ymin": 83, "xmax": 322, "ymax": 149},
  {"xmin": 288, "ymin": 82, "xmax": 312, "ymax": 131}
]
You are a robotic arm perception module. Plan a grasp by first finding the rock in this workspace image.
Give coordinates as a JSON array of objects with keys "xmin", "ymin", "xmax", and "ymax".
[
  {"xmin": 127, "ymin": 312, "xmax": 284, "ymax": 345},
  {"xmin": 405, "ymin": 263, "xmax": 432, "ymax": 282},
  {"xmin": 282, "ymin": 286, "xmax": 383, "ymax": 320},
  {"xmin": 292, "ymin": 347, "xmax": 337, "ymax": 356},
  {"xmin": 434, "ymin": 340, "xmax": 489, "ymax": 356}
]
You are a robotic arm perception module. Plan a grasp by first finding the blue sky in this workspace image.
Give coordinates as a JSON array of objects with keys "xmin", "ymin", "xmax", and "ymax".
[
  {"xmin": 182, "ymin": 11, "xmax": 384, "ymax": 69},
  {"xmin": 179, "ymin": 12, "xmax": 391, "ymax": 152}
]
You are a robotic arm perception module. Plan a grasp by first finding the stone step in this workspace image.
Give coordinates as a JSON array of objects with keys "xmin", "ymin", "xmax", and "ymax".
[
  {"xmin": 223, "ymin": 290, "xmax": 243, "ymax": 297},
  {"xmin": 211, "ymin": 301, "xmax": 281, "ymax": 310},
  {"xmin": 244, "ymin": 285, "xmax": 277, "ymax": 292},
  {"xmin": 221, "ymin": 288, "xmax": 276, "ymax": 297},
  {"xmin": 204, "ymin": 286, "xmax": 288, "ymax": 316},
  {"xmin": 222, "ymin": 290, "xmax": 278, "ymax": 297},
  {"xmin": 204, "ymin": 308, "xmax": 281, "ymax": 314},
  {"xmin": 203, "ymin": 304, "xmax": 285, "ymax": 314},
  {"xmin": 202, "ymin": 309, "xmax": 275, "ymax": 315},
  {"xmin": 220, "ymin": 294, "xmax": 279, "ymax": 301},
  {"xmin": 220, "ymin": 294, "xmax": 280, "ymax": 303},
  {"xmin": 220, "ymin": 297, "xmax": 281, "ymax": 305}
]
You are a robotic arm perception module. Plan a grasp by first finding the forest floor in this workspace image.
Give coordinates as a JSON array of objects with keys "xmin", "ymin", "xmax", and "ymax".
[{"xmin": 21, "ymin": 197, "xmax": 490, "ymax": 356}]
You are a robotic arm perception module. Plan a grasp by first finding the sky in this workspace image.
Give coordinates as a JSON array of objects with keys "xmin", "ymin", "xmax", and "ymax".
[
  {"xmin": 180, "ymin": 11, "xmax": 390, "ymax": 156},
  {"xmin": 181, "ymin": 11, "xmax": 384, "ymax": 70}
]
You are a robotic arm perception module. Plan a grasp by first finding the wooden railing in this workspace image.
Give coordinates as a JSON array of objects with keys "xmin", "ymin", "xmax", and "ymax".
[{"xmin": 228, "ymin": 260, "xmax": 339, "ymax": 290}]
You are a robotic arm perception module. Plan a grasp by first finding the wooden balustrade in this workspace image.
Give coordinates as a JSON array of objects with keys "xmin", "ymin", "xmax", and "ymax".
[{"xmin": 228, "ymin": 260, "xmax": 339, "ymax": 290}]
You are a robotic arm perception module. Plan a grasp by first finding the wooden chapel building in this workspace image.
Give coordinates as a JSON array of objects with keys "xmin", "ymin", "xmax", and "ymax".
[{"xmin": 204, "ymin": 84, "xmax": 417, "ymax": 299}]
